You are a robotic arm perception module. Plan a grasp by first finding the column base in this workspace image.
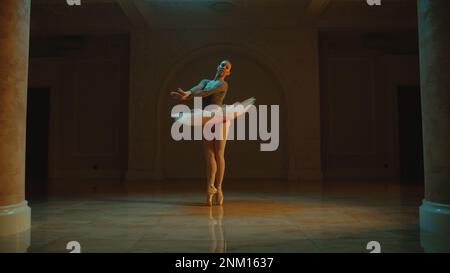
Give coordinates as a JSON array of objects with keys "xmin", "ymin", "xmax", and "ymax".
[
  {"xmin": 0, "ymin": 201, "xmax": 31, "ymax": 236},
  {"xmin": 420, "ymin": 199, "xmax": 450, "ymax": 252},
  {"xmin": 0, "ymin": 229, "xmax": 30, "ymax": 253}
]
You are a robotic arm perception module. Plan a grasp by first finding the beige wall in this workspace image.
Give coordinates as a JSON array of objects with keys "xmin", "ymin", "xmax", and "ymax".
[
  {"xmin": 126, "ymin": 28, "xmax": 323, "ymax": 181},
  {"xmin": 319, "ymin": 32, "xmax": 420, "ymax": 180},
  {"xmin": 27, "ymin": 0, "xmax": 421, "ymax": 184},
  {"xmin": 28, "ymin": 36, "xmax": 129, "ymax": 182}
]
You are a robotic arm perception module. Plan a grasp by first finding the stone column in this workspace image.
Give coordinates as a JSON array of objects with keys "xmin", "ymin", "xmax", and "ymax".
[
  {"xmin": 417, "ymin": 0, "xmax": 450, "ymax": 252},
  {"xmin": 0, "ymin": 0, "xmax": 31, "ymax": 237}
]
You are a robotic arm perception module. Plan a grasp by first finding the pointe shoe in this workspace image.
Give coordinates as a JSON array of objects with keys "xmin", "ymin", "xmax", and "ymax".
[
  {"xmin": 216, "ymin": 189, "xmax": 224, "ymax": 206},
  {"xmin": 207, "ymin": 185, "xmax": 217, "ymax": 206}
]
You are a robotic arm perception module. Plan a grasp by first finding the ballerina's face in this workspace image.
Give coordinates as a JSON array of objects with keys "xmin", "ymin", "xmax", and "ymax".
[{"xmin": 217, "ymin": 60, "xmax": 232, "ymax": 78}]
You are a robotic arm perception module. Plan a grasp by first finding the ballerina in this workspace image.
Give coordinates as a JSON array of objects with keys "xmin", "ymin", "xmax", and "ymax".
[{"xmin": 170, "ymin": 60, "xmax": 254, "ymax": 206}]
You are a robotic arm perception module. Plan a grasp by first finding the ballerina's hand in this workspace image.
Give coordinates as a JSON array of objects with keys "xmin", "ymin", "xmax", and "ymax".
[
  {"xmin": 176, "ymin": 88, "xmax": 191, "ymax": 97},
  {"xmin": 170, "ymin": 90, "xmax": 190, "ymax": 101},
  {"xmin": 170, "ymin": 91, "xmax": 183, "ymax": 101},
  {"xmin": 176, "ymin": 88, "xmax": 192, "ymax": 100}
]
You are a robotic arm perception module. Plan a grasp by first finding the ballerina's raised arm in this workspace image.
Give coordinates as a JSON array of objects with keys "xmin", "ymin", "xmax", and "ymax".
[{"xmin": 170, "ymin": 80, "xmax": 227, "ymax": 101}]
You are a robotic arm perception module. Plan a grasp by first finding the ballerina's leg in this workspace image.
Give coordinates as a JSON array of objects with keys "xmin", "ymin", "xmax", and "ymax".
[
  {"xmin": 204, "ymin": 139, "xmax": 217, "ymax": 206},
  {"xmin": 213, "ymin": 121, "xmax": 230, "ymax": 205}
]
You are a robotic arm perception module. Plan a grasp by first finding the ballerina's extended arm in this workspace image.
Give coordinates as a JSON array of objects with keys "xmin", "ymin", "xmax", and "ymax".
[
  {"xmin": 170, "ymin": 79, "xmax": 207, "ymax": 101},
  {"xmin": 190, "ymin": 81, "xmax": 228, "ymax": 98},
  {"xmin": 172, "ymin": 80, "xmax": 227, "ymax": 101},
  {"xmin": 188, "ymin": 79, "xmax": 208, "ymax": 94}
]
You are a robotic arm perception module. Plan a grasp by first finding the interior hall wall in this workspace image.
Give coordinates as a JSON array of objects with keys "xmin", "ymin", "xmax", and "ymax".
[
  {"xmin": 319, "ymin": 32, "xmax": 420, "ymax": 180},
  {"xmin": 126, "ymin": 4, "xmax": 420, "ymax": 183},
  {"xmin": 126, "ymin": 28, "xmax": 323, "ymax": 182},
  {"xmin": 28, "ymin": 35, "xmax": 130, "ymax": 183}
]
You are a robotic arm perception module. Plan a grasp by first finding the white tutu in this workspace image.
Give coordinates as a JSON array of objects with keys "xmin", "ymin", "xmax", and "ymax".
[{"xmin": 172, "ymin": 97, "xmax": 256, "ymax": 127}]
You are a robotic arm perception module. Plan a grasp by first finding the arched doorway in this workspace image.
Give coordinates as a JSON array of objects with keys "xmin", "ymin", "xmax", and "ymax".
[{"xmin": 155, "ymin": 46, "xmax": 288, "ymax": 181}]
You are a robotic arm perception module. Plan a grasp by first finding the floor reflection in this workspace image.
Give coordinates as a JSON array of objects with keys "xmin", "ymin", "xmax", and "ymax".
[
  {"xmin": 0, "ymin": 180, "xmax": 433, "ymax": 253},
  {"xmin": 208, "ymin": 206, "xmax": 226, "ymax": 253},
  {"xmin": 0, "ymin": 229, "xmax": 30, "ymax": 253}
]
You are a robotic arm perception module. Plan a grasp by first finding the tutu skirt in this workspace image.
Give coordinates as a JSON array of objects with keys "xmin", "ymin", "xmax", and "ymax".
[{"xmin": 171, "ymin": 97, "xmax": 256, "ymax": 127}]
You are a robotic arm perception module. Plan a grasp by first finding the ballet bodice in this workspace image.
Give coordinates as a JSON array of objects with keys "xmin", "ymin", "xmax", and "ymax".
[{"xmin": 202, "ymin": 80, "xmax": 228, "ymax": 108}]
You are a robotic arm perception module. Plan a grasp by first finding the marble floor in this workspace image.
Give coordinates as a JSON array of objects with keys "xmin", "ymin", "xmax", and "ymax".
[{"xmin": 1, "ymin": 180, "xmax": 426, "ymax": 253}]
